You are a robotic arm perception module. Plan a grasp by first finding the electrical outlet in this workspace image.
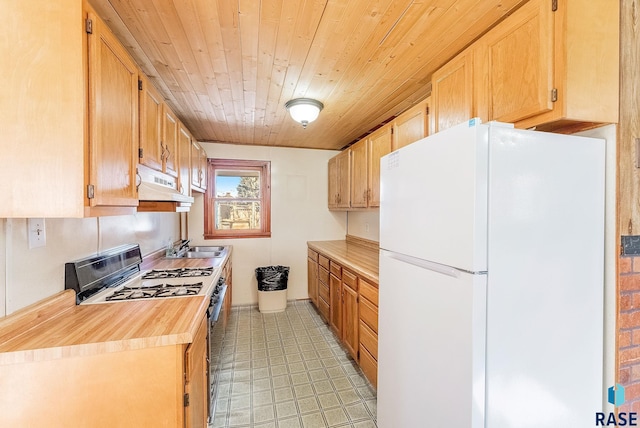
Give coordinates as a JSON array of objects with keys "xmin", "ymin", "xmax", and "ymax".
[{"xmin": 28, "ymin": 218, "xmax": 46, "ymax": 249}]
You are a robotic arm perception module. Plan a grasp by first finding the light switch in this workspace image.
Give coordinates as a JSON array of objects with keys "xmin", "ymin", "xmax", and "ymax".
[{"xmin": 28, "ymin": 218, "xmax": 46, "ymax": 249}]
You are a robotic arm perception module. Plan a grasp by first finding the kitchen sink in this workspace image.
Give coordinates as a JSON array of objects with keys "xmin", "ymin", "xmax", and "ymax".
[
  {"xmin": 185, "ymin": 250, "xmax": 223, "ymax": 258},
  {"xmin": 189, "ymin": 246, "xmax": 226, "ymax": 252}
]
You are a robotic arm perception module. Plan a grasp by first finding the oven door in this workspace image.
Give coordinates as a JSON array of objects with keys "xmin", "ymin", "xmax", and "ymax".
[{"xmin": 207, "ymin": 281, "xmax": 227, "ymax": 423}]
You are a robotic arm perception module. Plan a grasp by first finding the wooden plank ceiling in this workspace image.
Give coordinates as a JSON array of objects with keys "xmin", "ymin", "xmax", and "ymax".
[{"xmin": 90, "ymin": 0, "xmax": 525, "ymax": 150}]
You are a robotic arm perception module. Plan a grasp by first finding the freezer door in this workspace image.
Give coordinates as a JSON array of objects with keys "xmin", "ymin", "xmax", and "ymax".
[
  {"xmin": 379, "ymin": 119, "xmax": 492, "ymax": 272},
  {"xmin": 377, "ymin": 250, "xmax": 487, "ymax": 428}
]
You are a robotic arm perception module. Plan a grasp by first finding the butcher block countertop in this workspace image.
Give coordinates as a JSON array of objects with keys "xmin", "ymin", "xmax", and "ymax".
[
  {"xmin": 307, "ymin": 235, "xmax": 379, "ymax": 284},
  {"xmin": 0, "ymin": 252, "xmax": 228, "ymax": 365}
]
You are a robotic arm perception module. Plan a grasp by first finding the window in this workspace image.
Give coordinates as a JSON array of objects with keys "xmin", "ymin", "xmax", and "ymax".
[{"xmin": 204, "ymin": 159, "xmax": 271, "ymax": 239}]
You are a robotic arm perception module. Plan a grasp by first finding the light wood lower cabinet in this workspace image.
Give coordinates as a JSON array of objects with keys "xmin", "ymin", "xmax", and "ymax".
[
  {"xmin": 342, "ymin": 270, "xmax": 359, "ymax": 361},
  {"xmin": 329, "ymin": 262, "xmax": 343, "ymax": 336},
  {"xmin": 222, "ymin": 257, "xmax": 233, "ymax": 329},
  {"xmin": 358, "ymin": 278, "xmax": 379, "ymax": 388},
  {"xmin": 1, "ymin": 314, "xmax": 210, "ymax": 427},
  {"xmin": 317, "ymin": 255, "xmax": 331, "ymax": 321},
  {"xmin": 185, "ymin": 315, "xmax": 209, "ymax": 428},
  {"xmin": 307, "ymin": 249, "xmax": 319, "ymax": 306},
  {"xmin": 307, "ymin": 246, "xmax": 378, "ymax": 388}
]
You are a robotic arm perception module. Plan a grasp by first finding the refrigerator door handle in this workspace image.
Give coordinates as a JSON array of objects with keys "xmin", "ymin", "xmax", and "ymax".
[{"xmin": 381, "ymin": 249, "xmax": 486, "ymax": 277}]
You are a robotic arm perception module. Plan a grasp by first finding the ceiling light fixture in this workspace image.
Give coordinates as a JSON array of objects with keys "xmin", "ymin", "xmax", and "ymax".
[{"xmin": 285, "ymin": 98, "xmax": 324, "ymax": 128}]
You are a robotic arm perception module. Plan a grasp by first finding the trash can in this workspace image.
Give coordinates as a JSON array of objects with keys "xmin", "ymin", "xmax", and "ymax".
[{"xmin": 256, "ymin": 265, "xmax": 289, "ymax": 313}]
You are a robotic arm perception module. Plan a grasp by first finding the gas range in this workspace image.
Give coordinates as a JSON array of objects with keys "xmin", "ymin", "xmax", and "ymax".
[{"xmin": 64, "ymin": 244, "xmax": 221, "ymax": 305}]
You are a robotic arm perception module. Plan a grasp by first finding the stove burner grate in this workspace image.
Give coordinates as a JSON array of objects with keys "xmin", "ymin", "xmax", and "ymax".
[
  {"xmin": 105, "ymin": 281, "xmax": 204, "ymax": 301},
  {"xmin": 141, "ymin": 267, "xmax": 214, "ymax": 280}
]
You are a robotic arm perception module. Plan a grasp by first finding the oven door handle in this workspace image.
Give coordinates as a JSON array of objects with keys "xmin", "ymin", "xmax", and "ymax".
[{"xmin": 210, "ymin": 284, "xmax": 227, "ymax": 322}]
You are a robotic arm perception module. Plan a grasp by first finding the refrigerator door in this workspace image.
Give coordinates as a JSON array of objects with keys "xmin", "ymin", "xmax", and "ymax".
[
  {"xmin": 485, "ymin": 128, "xmax": 605, "ymax": 427},
  {"xmin": 377, "ymin": 249, "xmax": 487, "ymax": 428},
  {"xmin": 379, "ymin": 119, "xmax": 503, "ymax": 272}
]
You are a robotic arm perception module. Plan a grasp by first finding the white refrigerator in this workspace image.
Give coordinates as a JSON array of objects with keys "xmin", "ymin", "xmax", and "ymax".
[{"xmin": 377, "ymin": 119, "xmax": 605, "ymax": 428}]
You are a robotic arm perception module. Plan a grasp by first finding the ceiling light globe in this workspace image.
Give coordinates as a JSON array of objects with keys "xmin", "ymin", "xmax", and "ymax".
[{"xmin": 285, "ymin": 98, "xmax": 324, "ymax": 128}]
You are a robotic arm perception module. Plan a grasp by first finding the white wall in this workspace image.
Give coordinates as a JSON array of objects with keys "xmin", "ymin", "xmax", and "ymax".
[
  {"xmin": 0, "ymin": 213, "xmax": 180, "ymax": 316},
  {"xmin": 188, "ymin": 143, "xmax": 346, "ymax": 306},
  {"xmin": 347, "ymin": 211, "xmax": 380, "ymax": 242}
]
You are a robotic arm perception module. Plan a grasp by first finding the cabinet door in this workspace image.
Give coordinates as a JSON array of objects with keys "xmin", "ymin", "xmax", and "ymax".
[
  {"xmin": 328, "ymin": 156, "xmax": 338, "ymax": 209},
  {"xmin": 350, "ymin": 139, "xmax": 368, "ymax": 208},
  {"xmin": 329, "ymin": 273, "xmax": 342, "ymax": 337},
  {"xmin": 222, "ymin": 258, "xmax": 233, "ymax": 328},
  {"xmin": 178, "ymin": 122, "xmax": 192, "ymax": 198},
  {"xmin": 336, "ymin": 150, "xmax": 351, "ymax": 209},
  {"xmin": 342, "ymin": 282, "xmax": 359, "ymax": 361},
  {"xmin": 87, "ymin": 11, "xmax": 139, "ymax": 207},
  {"xmin": 430, "ymin": 48, "xmax": 474, "ymax": 134},
  {"xmin": 307, "ymin": 257, "xmax": 319, "ymax": 306},
  {"xmin": 185, "ymin": 315, "xmax": 208, "ymax": 428},
  {"xmin": 191, "ymin": 141, "xmax": 203, "ymax": 191},
  {"xmin": 476, "ymin": 0, "xmax": 553, "ymax": 123},
  {"xmin": 393, "ymin": 99, "xmax": 429, "ymax": 148},
  {"xmin": 162, "ymin": 104, "xmax": 179, "ymax": 178},
  {"xmin": 139, "ymin": 75, "xmax": 163, "ymax": 172},
  {"xmin": 368, "ymin": 127, "xmax": 392, "ymax": 207},
  {"xmin": 199, "ymin": 148, "xmax": 208, "ymax": 191}
]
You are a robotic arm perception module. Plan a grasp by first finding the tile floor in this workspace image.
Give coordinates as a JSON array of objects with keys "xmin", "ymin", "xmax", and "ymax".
[{"xmin": 209, "ymin": 300, "xmax": 378, "ymax": 428}]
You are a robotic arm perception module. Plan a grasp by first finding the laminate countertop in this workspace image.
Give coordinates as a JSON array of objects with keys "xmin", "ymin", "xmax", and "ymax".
[
  {"xmin": 307, "ymin": 238, "xmax": 379, "ymax": 285},
  {"xmin": 0, "ymin": 252, "xmax": 229, "ymax": 365}
]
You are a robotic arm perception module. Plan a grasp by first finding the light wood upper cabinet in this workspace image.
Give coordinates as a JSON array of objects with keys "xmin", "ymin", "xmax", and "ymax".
[
  {"xmin": 474, "ymin": 0, "xmax": 617, "ymax": 132},
  {"xmin": 139, "ymin": 75, "xmax": 163, "ymax": 172},
  {"xmin": 177, "ymin": 122, "xmax": 192, "ymax": 198},
  {"xmin": 328, "ymin": 156, "xmax": 338, "ymax": 209},
  {"xmin": 86, "ymin": 7, "xmax": 139, "ymax": 210},
  {"xmin": 329, "ymin": 124, "xmax": 392, "ymax": 210},
  {"xmin": 350, "ymin": 139, "xmax": 369, "ymax": 208},
  {"xmin": 393, "ymin": 98, "xmax": 429, "ymax": 149},
  {"xmin": 191, "ymin": 141, "xmax": 208, "ymax": 193},
  {"xmin": 475, "ymin": 0, "xmax": 553, "ymax": 124},
  {"xmin": 162, "ymin": 104, "xmax": 179, "ymax": 178},
  {"xmin": 430, "ymin": 47, "xmax": 475, "ymax": 134},
  {"xmin": 328, "ymin": 150, "xmax": 351, "ymax": 210},
  {"xmin": 368, "ymin": 126, "xmax": 392, "ymax": 207}
]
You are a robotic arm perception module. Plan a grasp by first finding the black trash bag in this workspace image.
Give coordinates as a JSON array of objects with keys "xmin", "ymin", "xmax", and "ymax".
[{"xmin": 255, "ymin": 265, "xmax": 290, "ymax": 291}]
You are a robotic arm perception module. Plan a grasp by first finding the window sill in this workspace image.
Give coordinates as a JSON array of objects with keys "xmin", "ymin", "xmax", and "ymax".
[{"xmin": 204, "ymin": 232, "xmax": 271, "ymax": 240}]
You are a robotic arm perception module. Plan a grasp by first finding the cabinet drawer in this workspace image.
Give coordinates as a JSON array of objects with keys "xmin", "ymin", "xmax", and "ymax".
[
  {"xmin": 359, "ymin": 278, "xmax": 377, "ymax": 305},
  {"xmin": 359, "ymin": 344, "xmax": 377, "ymax": 388},
  {"xmin": 342, "ymin": 269, "xmax": 357, "ymax": 290},
  {"xmin": 308, "ymin": 248, "xmax": 318, "ymax": 262},
  {"xmin": 359, "ymin": 320, "xmax": 378, "ymax": 360},
  {"xmin": 319, "ymin": 266, "xmax": 329, "ymax": 285},
  {"xmin": 318, "ymin": 282, "xmax": 330, "ymax": 303},
  {"xmin": 319, "ymin": 254, "xmax": 330, "ymax": 270},
  {"xmin": 318, "ymin": 296, "xmax": 330, "ymax": 322},
  {"xmin": 359, "ymin": 296, "xmax": 378, "ymax": 332},
  {"xmin": 329, "ymin": 261, "xmax": 342, "ymax": 277}
]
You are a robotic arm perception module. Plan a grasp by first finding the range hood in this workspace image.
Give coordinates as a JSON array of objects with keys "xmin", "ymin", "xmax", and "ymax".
[
  {"xmin": 137, "ymin": 166, "xmax": 194, "ymax": 212},
  {"xmin": 138, "ymin": 180, "xmax": 194, "ymax": 203}
]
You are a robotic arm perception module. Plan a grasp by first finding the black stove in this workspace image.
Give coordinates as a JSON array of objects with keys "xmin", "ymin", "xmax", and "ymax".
[
  {"xmin": 105, "ymin": 281, "xmax": 204, "ymax": 301},
  {"xmin": 141, "ymin": 267, "xmax": 214, "ymax": 280}
]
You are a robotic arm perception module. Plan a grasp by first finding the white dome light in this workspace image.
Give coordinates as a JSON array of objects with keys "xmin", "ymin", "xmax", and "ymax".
[{"xmin": 285, "ymin": 98, "xmax": 324, "ymax": 128}]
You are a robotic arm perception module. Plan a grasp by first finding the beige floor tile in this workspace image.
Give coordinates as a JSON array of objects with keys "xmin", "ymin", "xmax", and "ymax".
[{"xmin": 323, "ymin": 407, "xmax": 349, "ymax": 427}]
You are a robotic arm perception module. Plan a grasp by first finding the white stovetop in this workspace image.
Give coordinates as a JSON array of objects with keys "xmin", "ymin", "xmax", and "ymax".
[{"xmin": 81, "ymin": 267, "xmax": 222, "ymax": 304}]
